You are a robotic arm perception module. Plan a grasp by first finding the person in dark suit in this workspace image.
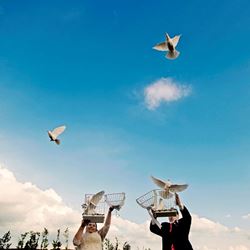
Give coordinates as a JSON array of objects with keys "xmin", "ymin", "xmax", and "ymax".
[{"xmin": 150, "ymin": 193, "xmax": 193, "ymax": 250}]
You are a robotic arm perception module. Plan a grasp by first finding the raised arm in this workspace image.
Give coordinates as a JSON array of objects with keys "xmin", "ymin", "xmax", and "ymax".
[
  {"xmin": 150, "ymin": 220, "xmax": 162, "ymax": 237},
  {"xmin": 98, "ymin": 206, "xmax": 114, "ymax": 240},
  {"xmin": 175, "ymin": 193, "xmax": 191, "ymax": 226},
  {"xmin": 73, "ymin": 219, "xmax": 89, "ymax": 246}
]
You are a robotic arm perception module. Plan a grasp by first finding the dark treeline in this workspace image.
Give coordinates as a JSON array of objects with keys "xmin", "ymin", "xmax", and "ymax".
[{"xmin": 0, "ymin": 230, "xmax": 150, "ymax": 250}]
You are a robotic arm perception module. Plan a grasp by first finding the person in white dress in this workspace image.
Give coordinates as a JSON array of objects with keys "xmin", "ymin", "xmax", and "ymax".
[{"xmin": 73, "ymin": 206, "xmax": 114, "ymax": 250}]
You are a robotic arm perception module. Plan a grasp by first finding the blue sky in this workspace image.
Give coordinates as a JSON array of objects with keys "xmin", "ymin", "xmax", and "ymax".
[{"xmin": 1, "ymin": 0, "xmax": 250, "ymax": 239}]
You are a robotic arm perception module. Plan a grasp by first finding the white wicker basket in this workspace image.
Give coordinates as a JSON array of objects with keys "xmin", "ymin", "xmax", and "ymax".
[
  {"xmin": 82, "ymin": 193, "xmax": 106, "ymax": 223},
  {"xmin": 105, "ymin": 192, "xmax": 126, "ymax": 210},
  {"xmin": 136, "ymin": 189, "xmax": 178, "ymax": 217}
]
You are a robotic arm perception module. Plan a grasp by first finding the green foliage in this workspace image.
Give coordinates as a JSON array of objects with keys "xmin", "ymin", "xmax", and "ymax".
[
  {"xmin": 40, "ymin": 228, "xmax": 49, "ymax": 250},
  {"xmin": 103, "ymin": 238, "xmax": 115, "ymax": 250},
  {"xmin": 1, "ymin": 229, "xmax": 142, "ymax": 250},
  {"xmin": 24, "ymin": 231, "xmax": 40, "ymax": 249},
  {"xmin": 52, "ymin": 229, "xmax": 62, "ymax": 250},
  {"xmin": 0, "ymin": 231, "xmax": 11, "ymax": 249},
  {"xmin": 114, "ymin": 237, "xmax": 119, "ymax": 250},
  {"xmin": 17, "ymin": 232, "xmax": 28, "ymax": 249},
  {"xmin": 122, "ymin": 242, "xmax": 131, "ymax": 250},
  {"xmin": 63, "ymin": 228, "xmax": 69, "ymax": 250},
  {"xmin": 103, "ymin": 238, "xmax": 131, "ymax": 250}
]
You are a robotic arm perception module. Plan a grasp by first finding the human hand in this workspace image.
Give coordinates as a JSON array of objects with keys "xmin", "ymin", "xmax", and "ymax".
[
  {"xmin": 175, "ymin": 193, "xmax": 183, "ymax": 208},
  {"xmin": 81, "ymin": 219, "xmax": 90, "ymax": 227},
  {"xmin": 109, "ymin": 206, "xmax": 114, "ymax": 212},
  {"xmin": 152, "ymin": 211, "xmax": 157, "ymax": 219},
  {"xmin": 148, "ymin": 208, "xmax": 157, "ymax": 218}
]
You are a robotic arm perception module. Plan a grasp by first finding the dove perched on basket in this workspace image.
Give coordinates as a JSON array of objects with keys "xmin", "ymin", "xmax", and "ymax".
[
  {"xmin": 47, "ymin": 125, "xmax": 66, "ymax": 145},
  {"xmin": 82, "ymin": 190, "xmax": 105, "ymax": 215},
  {"xmin": 153, "ymin": 33, "xmax": 181, "ymax": 59},
  {"xmin": 151, "ymin": 176, "xmax": 188, "ymax": 199}
]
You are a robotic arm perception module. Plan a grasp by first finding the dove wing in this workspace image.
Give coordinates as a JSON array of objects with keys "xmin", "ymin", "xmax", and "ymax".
[
  {"xmin": 153, "ymin": 42, "xmax": 169, "ymax": 51},
  {"xmin": 51, "ymin": 126, "xmax": 66, "ymax": 138},
  {"xmin": 89, "ymin": 190, "xmax": 105, "ymax": 206},
  {"xmin": 151, "ymin": 176, "xmax": 167, "ymax": 189},
  {"xmin": 169, "ymin": 184, "xmax": 188, "ymax": 193},
  {"xmin": 171, "ymin": 35, "xmax": 181, "ymax": 47}
]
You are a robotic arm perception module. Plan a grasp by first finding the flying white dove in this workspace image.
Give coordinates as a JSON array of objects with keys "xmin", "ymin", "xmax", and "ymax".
[
  {"xmin": 153, "ymin": 33, "xmax": 181, "ymax": 59},
  {"xmin": 82, "ymin": 190, "xmax": 105, "ymax": 215},
  {"xmin": 151, "ymin": 176, "xmax": 188, "ymax": 199},
  {"xmin": 47, "ymin": 125, "xmax": 66, "ymax": 145}
]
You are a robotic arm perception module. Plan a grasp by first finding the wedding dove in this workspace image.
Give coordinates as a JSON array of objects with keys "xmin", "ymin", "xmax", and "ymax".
[
  {"xmin": 47, "ymin": 125, "xmax": 66, "ymax": 145},
  {"xmin": 153, "ymin": 33, "xmax": 181, "ymax": 59},
  {"xmin": 151, "ymin": 176, "xmax": 188, "ymax": 199},
  {"xmin": 82, "ymin": 190, "xmax": 105, "ymax": 215}
]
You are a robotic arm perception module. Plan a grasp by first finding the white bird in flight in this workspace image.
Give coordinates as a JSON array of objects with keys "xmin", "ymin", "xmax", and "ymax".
[
  {"xmin": 82, "ymin": 190, "xmax": 105, "ymax": 215},
  {"xmin": 47, "ymin": 125, "xmax": 66, "ymax": 145},
  {"xmin": 153, "ymin": 33, "xmax": 181, "ymax": 59},
  {"xmin": 151, "ymin": 176, "xmax": 188, "ymax": 199}
]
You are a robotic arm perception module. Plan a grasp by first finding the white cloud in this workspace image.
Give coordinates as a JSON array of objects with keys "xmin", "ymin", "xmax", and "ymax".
[
  {"xmin": 191, "ymin": 214, "xmax": 229, "ymax": 234},
  {"xmin": 0, "ymin": 165, "xmax": 80, "ymax": 248},
  {"xmin": 229, "ymin": 246, "xmax": 249, "ymax": 250},
  {"xmin": 144, "ymin": 77, "xmax": 191, "ymax": 110},
  {"xmin": 191, "ymin": 215, "xmax": 250, "ymax": 250},
  {"xmin": 242, "ymin": 214, "xmax": 250, "ymax": 220},
  {"xmin": 0, "ymin": 165, "xmax": 250, "ymax": 250}
]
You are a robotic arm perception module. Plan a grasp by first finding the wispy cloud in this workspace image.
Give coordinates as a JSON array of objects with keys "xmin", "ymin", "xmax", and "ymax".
[
  {"xmin": 1, "ymin": 165, "xmax": 249, "ymax": 250},
  {"xmin": 242, "ymin": 213, "xmax": 250, "ymax": 220},
  {"xmin": 144, "ymin": 77, "xmax": 191, "ymax": 110}
]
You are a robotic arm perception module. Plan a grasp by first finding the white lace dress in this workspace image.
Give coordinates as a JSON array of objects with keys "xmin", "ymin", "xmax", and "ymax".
[{"xmin": 74, "ymin": 232, "xmax": 103, "ymax": 250}]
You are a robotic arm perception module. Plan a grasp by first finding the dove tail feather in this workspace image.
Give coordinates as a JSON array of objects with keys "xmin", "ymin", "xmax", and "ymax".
[
  {"xmin": 55, "ymin": 139, "xmax": 60, "ymax": 145},
  {"xmin": 166, "ymin": 50, "xmax": 180, "ymax": 59}
]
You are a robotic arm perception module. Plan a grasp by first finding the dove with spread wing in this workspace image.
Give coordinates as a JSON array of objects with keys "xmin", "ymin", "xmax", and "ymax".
[
  {"xmin": 82, "ymin": 190, "xmax": 105, "ymax": 215},
  {"xmin": 47, "ymin": 125, "xmax": 66, "ymax": 145},
  {"xmin": 153, "ymin": 33, "xmax": 181, "ymax": 59},
  {"xmin": 151, "ymin": 176, "xmax": 188, "ymax": 199}
]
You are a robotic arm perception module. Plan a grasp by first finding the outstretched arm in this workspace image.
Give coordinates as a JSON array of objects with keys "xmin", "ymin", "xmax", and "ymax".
[
  {"xmin": 98, "ymin": 207, "xmax": 114, "ymax": 240},
  {"xmin": 175, "ymin": 193, "xmax": 191, "ymax": 225},
  {"xmin": 149, "ymin": 211, "xmax": 162, "ymax": 236},
  {"xmin": 150, "ymin": 220, "xmax": 162, "ymax": 237},
  {"xmin": 73, "ymin": 219, "xmax": 89, "ymax": 246}
]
